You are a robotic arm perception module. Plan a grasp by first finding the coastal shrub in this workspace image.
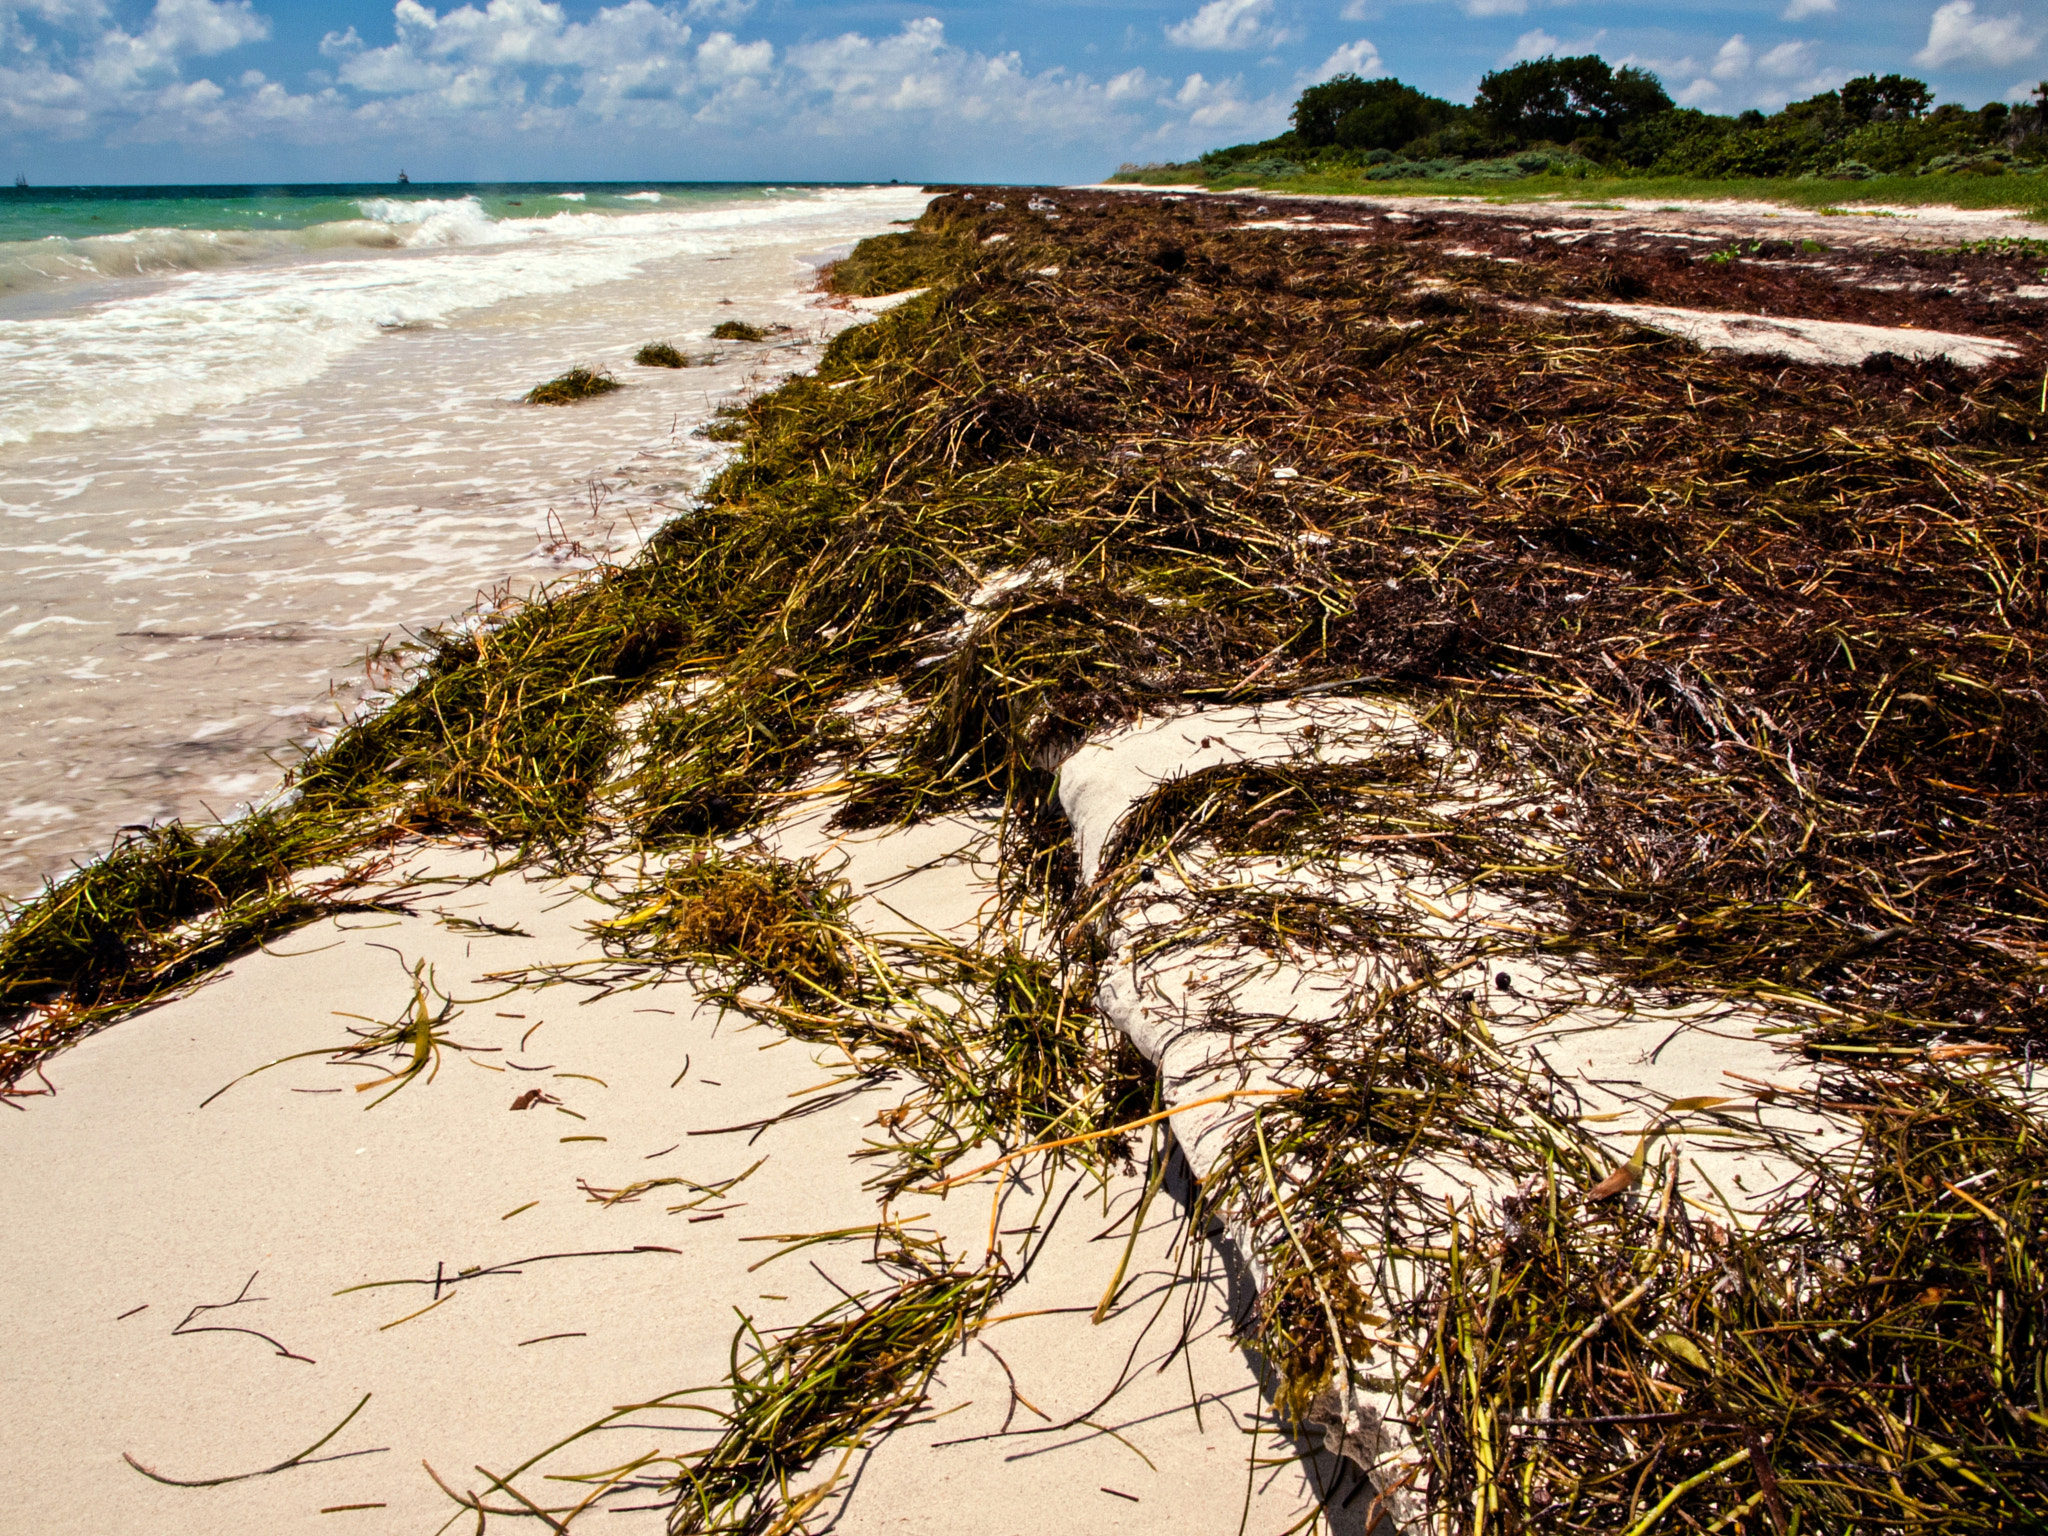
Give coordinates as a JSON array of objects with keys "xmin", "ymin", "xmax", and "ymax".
[
  {"xmin": 710, "ymin": 320, "xmax": 767, "ymax": 342},
  {"xmin": 1617, "ymin": 105, "xmax": 1732, "ymax": 170},
  {"xmin": 525, "ymin": 366, "xmax": 620, "ymax": 405},
  {"xmin": 634, "ymin": 341, "xmax": 687, "ymax": 367},
  {"xmin": 1924, "ymin": 149, "xmax": 2019, "ymax": 175},
  {"xmin": 1291, "ymin": 72, "xmax": 1464, "ymax": 153},
  {"xmin": 1210, "ymin": 155, "xmax": 1305, "ymax": 181},
  {"xmin": 1475, "ymin": 53, "xmax": 1672, "ymax": 147},
  {"xmin": 1158, "ymin": 61, "xmax": 2048, "ymax": 191}
]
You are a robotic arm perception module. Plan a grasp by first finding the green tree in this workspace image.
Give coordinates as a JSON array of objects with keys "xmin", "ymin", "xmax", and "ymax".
[
  {"xmin": 1475, "ymin": 55, "xmax": 1672, "ymax": 145},
  {"xmin": 1290, "ymin": 75, "xmax": 1461, "ymax": 152},
  {"xmin": 1839, "ymin": 73, "xmax": 1933, "ymax": 123},
  {"xmin": 1615, "ymin": 107, "xmax": 1731, "ymax": 171}
]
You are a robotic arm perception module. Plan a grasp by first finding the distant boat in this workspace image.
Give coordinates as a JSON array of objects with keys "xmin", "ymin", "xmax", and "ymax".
[
  {"xmin": 398, "ymin": 170, "xmax": 410, "ymax": 185},
  {"xmin": 12, "ymin": 175, "xmax": 24, "ymax": 189}
]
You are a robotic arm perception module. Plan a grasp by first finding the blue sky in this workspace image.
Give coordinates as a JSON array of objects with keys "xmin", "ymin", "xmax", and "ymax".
[{"xmin": 3, "ymin": 0, "xmax": 2043, "ymax": 184}]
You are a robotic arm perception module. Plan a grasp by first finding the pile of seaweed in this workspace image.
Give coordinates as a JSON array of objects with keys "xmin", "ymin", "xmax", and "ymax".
[
  {"xmin": 527, "ymin": 365, "xmax": 622, "ymax": 405},
  {"xmin": 5, "ymin": 189, "xmax": 2046, "ymax": 1531}
]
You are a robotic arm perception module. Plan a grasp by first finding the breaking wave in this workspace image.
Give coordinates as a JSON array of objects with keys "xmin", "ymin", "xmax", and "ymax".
[
  {"xmin": 0, "ymin": 197, "xmax": 527, "ymax": 300},
  {"xmin": 0, "ymin": 184, "xmax": 919, "ymax": 447}
]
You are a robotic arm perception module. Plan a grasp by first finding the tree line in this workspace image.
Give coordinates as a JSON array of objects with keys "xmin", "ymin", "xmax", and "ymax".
[{"xmin": 1199, "ymin": 55, "xmax": 2047, "ymax": 182}]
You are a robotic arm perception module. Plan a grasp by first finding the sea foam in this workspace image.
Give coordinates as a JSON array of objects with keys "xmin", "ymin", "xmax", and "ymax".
[
  {"xmin": 355, "ymin": 196, "xmax": 519, "ymax": 247},
  {"xmin": 0, "ymin": 188, "xmax": 897, "ymax": 447}
]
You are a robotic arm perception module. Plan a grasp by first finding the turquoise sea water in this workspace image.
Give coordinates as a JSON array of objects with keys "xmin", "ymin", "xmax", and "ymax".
[
  {"xmin": 0, "ymin": 182, "xmax": 827, "ymax": 241},
  {"xmin": 0, "ymin": 181, "xmax": 864, "ymax": 299}
]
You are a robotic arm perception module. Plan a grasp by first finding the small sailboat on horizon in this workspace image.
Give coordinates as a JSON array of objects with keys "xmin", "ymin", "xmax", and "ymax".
[{"xmin": 12, "ymin": 174, "xmax": 25, "ymax": 190}]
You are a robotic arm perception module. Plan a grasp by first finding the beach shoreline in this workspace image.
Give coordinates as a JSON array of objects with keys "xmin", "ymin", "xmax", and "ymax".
[
  {"xmin": 0, "ymin": 184, "xmax": 931, "ymax": 899},
  {"xmin": 5, "ymin": 189, "xmax": 2044, "ymax": 1533}
]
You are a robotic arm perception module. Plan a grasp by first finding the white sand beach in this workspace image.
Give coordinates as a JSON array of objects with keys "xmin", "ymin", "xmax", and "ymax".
[
  {"xmin": 1, "ymin": 689, "xmax": 1853, "ymax": 1532},
  {"xmin": 0, "ymin": 802, "xmax": 1354, "ymax": 1534}
]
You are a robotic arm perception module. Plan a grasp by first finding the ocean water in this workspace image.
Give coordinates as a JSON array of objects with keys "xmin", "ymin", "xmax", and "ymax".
[{"xmin": 0, "ymin": 181, "xmax": 930, "ymax": 898}]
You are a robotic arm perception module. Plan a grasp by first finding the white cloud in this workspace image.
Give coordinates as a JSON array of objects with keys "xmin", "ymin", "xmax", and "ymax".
[
  {"xmin": 1706, "ymin": 36, "xmax": 1813, "ymax": 81},
  {"xmin": 0, "ymin": 59, "xmax": 93, "ymax": 132},
  {"xmin": 1165, "ymin": 0, "xmax": 1274, "ymax": 51},
  {"xmin": 1711, "ymin": 35, "xmax": 1752, "ymax": 79},
  {"xmin": 1169, "ymin": 69, "xmax": 1272, "ymax": 129},
  {"xmin": 0, "ymin": 0, "xmax": 270, "ymax": 117},
  {"xmin": 143, "ymin": 0, "xmax": 268, "ymax": 55},
  {"xmin": 1339, "ymin": 0, "xmax": 1373, "ymax": 17},
  {"xmin": 789, "ymin": 17, "xmax": 954, "ymax": 115},
  {"xmin": 0, "ymin": 3, "xmax": 1287, "ymax": 174},
  {"xmin": 1500, "ymin": 29, "xmax": 1558, "ymax": 65},
  {"xmin": 1464, "ymin": 0, "xmax": 1528, "ymax": 16},
  {"xmin": 321, "ymin": 0, "xmax": 708, "ymax": 115},
  {"xmin": 1670, "ymin": 31, "xmax": 1837, "ymax": 112},
  {"xmin": 1914, "ymin": 1, "xmax": 2039, "ymax": 69},
  {"xmin": 695, "ymin": 30, "xmax": 769, "ymax": 80},
  {"xmin": 1306, "ymin": 38, "xmax": 1382, "ymax": 83},
  {"xmin": 1756, "ymin": 40, "xmax": 1817, "ymax": 75},
  {"xmin": 1781, "ymin": 0, "xmax": 1835, "ymax": 18},
  {"xmin": 1105, "ymin": 66, "xmax": 1156, "ymax": 101}
]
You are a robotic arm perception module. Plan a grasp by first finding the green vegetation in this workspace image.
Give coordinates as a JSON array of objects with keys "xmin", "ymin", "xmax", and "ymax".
[
  {"xmin": 634, "ymin": 341, "xmax": 688, "ymax": 368},
  {"xmin": 1120, "ymin": 56, "xmax": 2048, "ymax": 204},
  {"xmin": 1186, "ymin": 166, "xmax": 2048, "ymax": 216},
  {"xmin": 709, "ymin": 320, "xmax": 767, "ymax": 342},
  {"xmin": 525, "ymin": 365, "xmax": 621, "ymax": 405}
]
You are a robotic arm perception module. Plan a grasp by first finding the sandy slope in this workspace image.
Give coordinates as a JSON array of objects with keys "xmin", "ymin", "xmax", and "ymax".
[{"xmin": 0, "ymin": 811, "xmax": 1340, "ymax": 1535}]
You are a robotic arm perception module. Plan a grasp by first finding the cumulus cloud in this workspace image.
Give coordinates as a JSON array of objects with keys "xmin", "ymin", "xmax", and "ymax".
[
  {"xmin": 1463, "ymin": 0, "xmax": 1528, "ymax": 16},
  {"xmin": 0, "ymin": 0, "xmax": 271, "ymax": 132},
  {"xmin": 1667, "ymin": 32, "xmax": 1836, "ymax": 110},
  {"xmin": 1711, "ymin": 36, "xmax": 1820, "ymax": 81},
  {"xmin": 1500, "ymin": 29, "xmax": 1559, "ymax": 65},
  {"xmin": 1306, "ymin": 38, "xmax": 1382, "ymax": 84},
  {"xmin": 0, "ymin": 1, "xmax": 1290, "ymax": 174},
  {"xmin": 145, "ymin": 0, "xmax": 268, "ymax": 53},
  {"xmin": 1781, "ymin": 0, "xmax": 1835, "ymax": 18},
  {"xmin": 1914, "ymin": 1, "xmax": 2038, "ymax": 69},
  {"xmin": 1165, "ymin": 0, "xmax": 1275, "ymax": 51},
  {"xmin": 91, "ymin": 0, "xmax": 269, "ymax": 89},
  {"xmin": 1105, "ymin": 66, "xmax": 1156, "ymax": 102},
  {"xmin": 1338, "ymin": 0, "xmax": 1372, "ymax": 17},
  {"xmin": 1171, "ymin": 70, "xmax": 1265, "ymax": 128},
  {"xmin": 1712, "ymin": 36, "xmax": 1753, "ymax": 78},
  {"xmin": 300, "ymin": 3, "xmax": 1272, "ymax": 152}
]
